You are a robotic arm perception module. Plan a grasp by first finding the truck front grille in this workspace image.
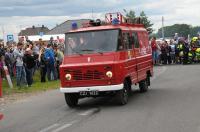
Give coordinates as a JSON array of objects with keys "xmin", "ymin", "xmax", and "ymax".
[{"xmin": 66, "ymin": 70, "xmax": 104, "ymax": 81}]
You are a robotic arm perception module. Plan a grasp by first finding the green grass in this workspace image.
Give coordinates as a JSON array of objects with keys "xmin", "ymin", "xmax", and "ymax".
[{"xmin": 2, "ymin": 71, "xmax": 60, "ymax": 96}]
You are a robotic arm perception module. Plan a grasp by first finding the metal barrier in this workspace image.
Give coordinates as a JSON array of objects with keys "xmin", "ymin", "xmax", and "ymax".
[{"xmin": 3, "ymin": 66, "xmax": 13, "ymax": 89}]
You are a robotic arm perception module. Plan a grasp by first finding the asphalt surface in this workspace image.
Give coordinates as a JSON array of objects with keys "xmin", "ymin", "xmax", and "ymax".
[{"xmin": 1, "ymin": 64, "xmax": 200, "ymax": 132}]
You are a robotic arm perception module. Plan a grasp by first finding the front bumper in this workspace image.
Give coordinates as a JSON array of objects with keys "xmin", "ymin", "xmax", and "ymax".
[{"xmin": 60, "ymin": 84, "xmax": 123, "ymax": 93}]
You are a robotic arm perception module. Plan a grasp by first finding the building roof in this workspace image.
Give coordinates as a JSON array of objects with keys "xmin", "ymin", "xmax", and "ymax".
[
  {"xmin": 46, "ymin": 19, "xmax": 90, "ymax": 35},
  {"xmin": 18, "ymin": 25, "xmax": 50, "ymax": 36}
]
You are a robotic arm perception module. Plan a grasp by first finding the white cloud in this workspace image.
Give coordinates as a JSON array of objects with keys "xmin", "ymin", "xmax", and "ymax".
[
  {"xmin": 141, "ymin": 0, "xmax": 200, "ymax": 31},
  {"xmin": 0, "ymin": 13, "xmax": 104, "ymax": 39},
  {"xmin": 0, "ymin": 16, "xmax": 65, "ymax": 39},
  {"xmin": 1, "ymin": 0, "xmax": 200, "ymax": 40}
]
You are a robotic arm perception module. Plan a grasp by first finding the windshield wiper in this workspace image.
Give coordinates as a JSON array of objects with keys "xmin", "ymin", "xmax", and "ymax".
[
  {"xmin": 81, "ymin": 49, "xmax": 94, "ymax": 52},
  {"xmin": 74, "ymin": 51, "xmax": 83, "ymax": 56},
  {"xmin": 81, "ymin": 49, "xmax": 103, "ymax": 55},
  {"xmin": 96, "ymin": 49, "xmax": 104, "ymax": 55}
]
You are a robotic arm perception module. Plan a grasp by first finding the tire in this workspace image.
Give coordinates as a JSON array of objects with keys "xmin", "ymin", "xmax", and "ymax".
[
  {"xmin": 139, "ymin": 78, "xmax": 148, "ymax": 93},
  {"xmin": 64, "ymin": 93, "xmax": 79, "ymax": 107},
  {"xmin": 116, "ymin": 80, "xmax": 129, "ymax": 105}
]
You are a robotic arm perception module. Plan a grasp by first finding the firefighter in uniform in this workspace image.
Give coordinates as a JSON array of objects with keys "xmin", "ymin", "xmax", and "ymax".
[
  {"xmin": 176, "ymin": 39, "xmax": 184, "ymax": 64},
  {"xmin": 182, "ymin": 40, "xmax": 189, "ymax": 64},
  {"xmin": 190, "ymin": 37, "xmax": 198, "ymax": 62}
]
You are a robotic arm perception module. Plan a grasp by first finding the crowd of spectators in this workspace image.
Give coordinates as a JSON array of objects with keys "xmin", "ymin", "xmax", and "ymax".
[
  {"xmin": 1, "ymin": 33, "xmax": 200, "ymax": 87},
  {"xmin": 0, "ymin": 36, "xmax": 64, "ymax": 87},
  {"xmin": 151, "ymin": 37, "xmax": 176, "ymax": 65},
  {"xmin": 151, "ymin": 34, "xmax": 200, "ymax": 65}
]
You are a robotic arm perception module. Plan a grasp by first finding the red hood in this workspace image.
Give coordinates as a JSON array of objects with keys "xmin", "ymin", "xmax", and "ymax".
[{"xmin": 62, "ymin": 53, "xmax": 116, "ymax": 67}]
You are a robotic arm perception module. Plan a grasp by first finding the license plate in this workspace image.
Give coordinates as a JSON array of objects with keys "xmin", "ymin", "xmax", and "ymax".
[{"xmin": 80, "ymin": 91, "xmax": 99, "ymax": 96}]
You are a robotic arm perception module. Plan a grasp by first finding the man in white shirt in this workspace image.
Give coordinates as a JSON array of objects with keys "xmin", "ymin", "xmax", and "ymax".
[{"xmin": 13, "ymin": 42, "xmax": 27, "ymax": 87}]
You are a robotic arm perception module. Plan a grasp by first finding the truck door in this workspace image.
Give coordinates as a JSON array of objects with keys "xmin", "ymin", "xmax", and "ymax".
[
  {"xmin": 123, "ymin": 32, "xmax": 138, "ymax": 84},
  {"xmin": 135, "ymin": 32, "xmax": 150, "ymax": 81},
  {"xmin": 132, "ymin": 32, "xmax": 140, "ymax": 82}
]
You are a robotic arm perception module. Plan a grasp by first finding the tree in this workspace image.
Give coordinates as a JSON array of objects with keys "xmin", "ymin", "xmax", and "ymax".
[
  {"xmin": 156, "ymin": 24, "xmax": 200, "ymax": 38},
  {"xmin": 190, "ymin": 26, "xmax": 200, "ymax": 37},
  {"xmin": 124, "ymin": 10, "xmax": 136, "ymax": 19},
  {"xmin": 140, "ymin": 11, "xmax": 154, "ymax": 34},
  {"xmin": 125, "ymin": 10, "xmax": 154, "ymax": 34}
]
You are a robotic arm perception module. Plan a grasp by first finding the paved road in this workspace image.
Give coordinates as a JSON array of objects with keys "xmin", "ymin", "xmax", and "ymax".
[{"xmin": 1, "ymin": 65, "xmax": 200, "ymax": 132}]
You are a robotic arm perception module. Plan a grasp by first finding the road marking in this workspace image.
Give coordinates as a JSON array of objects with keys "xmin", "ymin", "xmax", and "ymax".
[
  {"xmin": 39, "ymin": 124, "xmax": 60, "ymax": 132},
  {"xmin": 51, "ymin": 121, "xmax": 77, "ymax": 132},
  {"xmin": 78, "ymin": 108, "xmax": 100, "ymax": 116}
]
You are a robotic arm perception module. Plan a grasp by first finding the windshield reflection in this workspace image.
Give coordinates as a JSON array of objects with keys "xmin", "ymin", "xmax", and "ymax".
[{"xmin": 65, "ymin": 29, "xmax": 119, "ymax": 55}]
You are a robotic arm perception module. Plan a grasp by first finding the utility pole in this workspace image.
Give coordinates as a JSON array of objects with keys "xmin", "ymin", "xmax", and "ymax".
[
  {"xmin": 162, "ymin": 16, "xmax": 165, "ymax": 40},
  {"xmin": 92, "ymin": 9, "xmax": 94, "ymax": 20}
]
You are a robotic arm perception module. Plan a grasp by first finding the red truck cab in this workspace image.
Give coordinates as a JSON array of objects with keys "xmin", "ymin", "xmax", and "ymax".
[{"xmin": 60, "ymin": 13, "xmax": 153, "ymax": 107}]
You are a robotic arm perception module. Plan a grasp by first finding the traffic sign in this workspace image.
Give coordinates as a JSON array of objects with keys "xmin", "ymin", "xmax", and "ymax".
[
  {"xmin": 39, "ymin": 32, "xmax": 44, "ymax": 36},
  {"xmin": 7, "ymin": 35, "xmax": 14, "ymax": 42}
]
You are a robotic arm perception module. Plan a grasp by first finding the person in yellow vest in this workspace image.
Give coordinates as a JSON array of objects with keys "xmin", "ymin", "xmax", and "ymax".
[
  {"xmin": 190, "ymin": 37, "xmax": 198, "ymax": 62},
  {"xmin": 182, "ymin": 40, "xmax": 190, "ymax": 64},
  {"xmin": 175, "ymin": 38, "xmax": 184, "ymax": 64}
]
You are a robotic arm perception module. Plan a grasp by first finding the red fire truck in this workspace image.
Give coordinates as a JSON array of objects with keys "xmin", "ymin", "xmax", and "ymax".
[{"xmin": 60, "ymin": 13, "xmax": 153, "ymax": 107}]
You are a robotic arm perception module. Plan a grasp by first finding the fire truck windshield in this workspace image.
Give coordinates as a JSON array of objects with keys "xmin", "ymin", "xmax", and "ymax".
[{"xmin": 65, "ymin": 29, "xmax": 120, "ymax": 55}]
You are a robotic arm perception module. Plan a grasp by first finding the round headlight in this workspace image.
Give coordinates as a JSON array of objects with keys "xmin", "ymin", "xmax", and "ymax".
[
  {"xmin": 65, "ymin": 74, "xmax": 72, "ymax": 80},
  {"xmin": 106, "ymin": 71, "xmax": 113, "ymax": 78}
]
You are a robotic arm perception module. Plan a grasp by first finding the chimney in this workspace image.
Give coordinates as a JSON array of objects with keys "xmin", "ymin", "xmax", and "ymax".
[{"xmin": 32, "ymin": 25, "xmax": 35, "ymax": 29}]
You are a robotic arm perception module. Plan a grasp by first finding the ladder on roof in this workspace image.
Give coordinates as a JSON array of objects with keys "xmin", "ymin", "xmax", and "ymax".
[
  {"xmin": 105, "ymin": 12, "xmax": 142, "ymax": 25},
  {"xmin": 105, "ymin": 12, "xmax": 125, "ymax": 24}
]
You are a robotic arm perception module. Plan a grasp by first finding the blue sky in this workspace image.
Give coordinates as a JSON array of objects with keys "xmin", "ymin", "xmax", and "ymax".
[{"xmin": 0, "ymin": 0, "xmax": 200, "ymax": 39}]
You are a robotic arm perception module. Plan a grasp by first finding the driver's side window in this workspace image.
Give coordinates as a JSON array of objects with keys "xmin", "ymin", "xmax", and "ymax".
[
  {"xmin": 117, "ymin": 31, "xmax": 124, "ymax": 51},
  {"xmin": 132, "ymin": 32, "xmax": 139, "ymax": 48},
  {"xmin": 123, "ymin": 32, "xmax": 132, "ymax": 50}
]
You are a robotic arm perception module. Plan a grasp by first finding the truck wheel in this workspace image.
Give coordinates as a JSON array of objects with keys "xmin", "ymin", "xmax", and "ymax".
[
  {"xmin": 139, "ymin": 78, "xmax": 148, "ymax": 93},
  {"xmin": 64, "ymin": 93, "xmax": 79, "ymax": 107},
  {"xmin": 116, "ymin": 80, "xmax": 129, "ymax": 105}
]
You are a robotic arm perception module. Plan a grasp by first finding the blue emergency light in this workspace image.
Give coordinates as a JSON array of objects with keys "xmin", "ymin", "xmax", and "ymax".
[
  {"xmin": 71, "ymin": 22, "xmax": 78, "ymax": 30},
  {"xmin": 112, "ymin": 18, "xmax": 120, "ymax": 25}
]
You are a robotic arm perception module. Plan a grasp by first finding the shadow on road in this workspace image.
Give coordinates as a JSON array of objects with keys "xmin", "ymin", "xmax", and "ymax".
[{"xmin": 74, "ymin": 88, "xmax": 169, "ymax": 110}]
